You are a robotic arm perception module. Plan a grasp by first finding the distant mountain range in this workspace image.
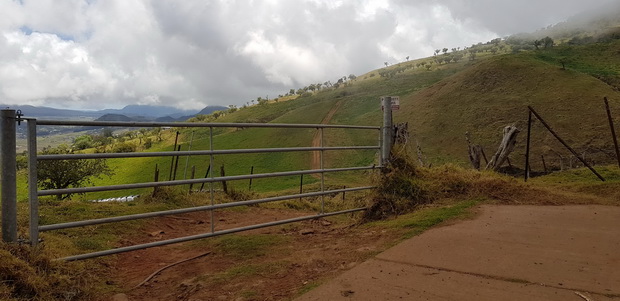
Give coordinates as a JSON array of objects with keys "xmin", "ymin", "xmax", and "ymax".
[{"xmin": 1, "ymin": 104, "xmax": 228, "ymax": 122}]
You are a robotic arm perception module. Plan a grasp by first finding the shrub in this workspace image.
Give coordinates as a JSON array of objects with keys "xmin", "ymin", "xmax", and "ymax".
[{"xmin": 111, "ymin": 142, "xmax": 136, "ymax": 153}]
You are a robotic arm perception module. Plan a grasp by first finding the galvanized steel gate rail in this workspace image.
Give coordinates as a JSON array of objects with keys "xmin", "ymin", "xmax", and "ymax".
[{"xmin": 3, "ymin": 112, "xmax": 382, "ymax": 261}]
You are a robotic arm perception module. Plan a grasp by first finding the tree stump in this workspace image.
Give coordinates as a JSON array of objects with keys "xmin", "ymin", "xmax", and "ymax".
[
  {"xmin": 465, "ymin": 132, "xmax": 484, "ymax": 170},
  {"xmin": 486, "ymin": 125, "xmax": 520, "ymax": 171}
]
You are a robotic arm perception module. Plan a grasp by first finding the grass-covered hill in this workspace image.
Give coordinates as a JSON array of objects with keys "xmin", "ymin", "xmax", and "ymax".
[
  {"xmin": 18, "ymin": 21, "xmax": 620, "ymax": 201},
  {"xmin": 401, "ymin": 42, "xmax": 620, "ymax": 168},
  {"xmin": 210, "ymin": 38, "xmax": 620, "ymax": 172}
]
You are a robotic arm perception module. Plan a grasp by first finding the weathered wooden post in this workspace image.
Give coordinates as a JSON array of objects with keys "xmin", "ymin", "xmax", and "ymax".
[
  {"xmin": 172, "ymin": 145, "xmax": 181, "ymax": 181},
  {"xmin": 189, "ymin": 166, "xmax": 196, "ymax": 193},
  {"xmin": 248, "ymin": 166, "xmax": 254, "ymax": 191},
  {"xmin": 220, "ymin": 165, "xmax": 228, "ymax": 194},
  {"xmin": 524, "ymin": 110, "xmax": 532, "ymax": 181},
  {"xmin": 152, "ymin": 164, "xmax": 160, "ymax": 197},
  {"xmin": 168, "ymin": 131, "xmax": 179, "ymax": 180},
  {"xmin": 299, "ymin": 174, "xmax": 303, "ymax": 202},
  {"xmin": 381, "ymin": 96, "xmax": 397, "ymax": 167},
  {"xmin": 199, "ymin": 165, "xmax": 210, "ymax": 192},
  {"xmin": 486, "ymin": 125, "xmax": 520, "ymax": 171},
  {"xmin": 1, "ymin": 109, "xmax": 17, "ymax": 243},
  {"xmin": 604, "ymin": 97, "xmax": 620, "ymax": 168}
]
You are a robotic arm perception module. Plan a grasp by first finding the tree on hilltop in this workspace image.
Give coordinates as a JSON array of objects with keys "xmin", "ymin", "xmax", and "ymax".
[
  {"xmin": 542, "ymin": 36, "xmax": 554, "ymax": 48},
  {"xmin": 37, "ymin": 145, "xmax": 114, "ymax": 200}
]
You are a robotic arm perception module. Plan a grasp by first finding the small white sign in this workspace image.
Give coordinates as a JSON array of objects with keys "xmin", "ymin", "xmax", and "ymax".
[
  {"xmin": 391, "ymin": 97, "xmax": 400, "ymax": 110},
  {"xmin": 381, "ymin": 96, "xmax": 400, "ymax": 111}
]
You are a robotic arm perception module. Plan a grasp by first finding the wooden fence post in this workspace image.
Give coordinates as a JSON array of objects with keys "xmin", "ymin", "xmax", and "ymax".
[
  {"xmin": 524, "ymin": 110, "xmax": 532, "ymax": 181},
  {"xmin": 172, "ymin": 145, "xmax": 181, "ymax": 181},
  {"xmin": 604, "ymin": 97, "xmax": 620, "ymax": 168},
  {"xmin": 152, "ymin": 164, "xmax": 160, "ymax": 197},
  {"xmin": 199, "ymin": 165, "xmax": 211, "ymax": 192},
  {"xmin": 189, "ymin": 165, "xmax": 196, "ymax": 193},
  {"xmin": 169, "ymin": 131, "xmax": 179, "ymax": 180},
  {"xmin": 248, "ymin": 166, "xmax": 254, "ymax": 191},
  {"xmin": 220, "ymin": 165, "xmax": 228, "ymax": 194},
  {"xmin": 299, "ymin": 174, "xmax": 303, "ymax": 202},
  {"xmin": 528, "ymin": 106, "xmax": 605, "ymax": 181}
]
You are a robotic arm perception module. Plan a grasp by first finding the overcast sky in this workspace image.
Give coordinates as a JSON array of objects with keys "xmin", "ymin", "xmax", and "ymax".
[{"xmin": 0, "ymin": 0, "xmax": 615, "ymax": 111}]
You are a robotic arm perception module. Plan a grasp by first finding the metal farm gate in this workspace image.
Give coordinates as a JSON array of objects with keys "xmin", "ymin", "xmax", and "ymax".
[{"xmin": 0, "ymin": 102, "xmax": 396, "ymax": 261}]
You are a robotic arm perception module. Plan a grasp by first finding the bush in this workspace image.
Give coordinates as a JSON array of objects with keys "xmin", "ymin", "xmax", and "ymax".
[
  {"xmin": 111, "ymin": 142, "xmax": 136, "ymax": 153},
  {"xmin": 143, "ymin": 138, "xmax": 153, "ymax": 149}
]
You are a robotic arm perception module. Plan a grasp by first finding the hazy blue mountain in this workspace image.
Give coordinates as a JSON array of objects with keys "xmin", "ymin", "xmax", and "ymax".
[
  {"xmin": 0, "ymin": 104, "xmax": 100, "ymax": 118},
  {"xmin": 98, "ymin": 105, "xmax": 199, "ymax": 118},
  {"xmin": 197, "ymin": 106, "xmax": 227, "ymax": 115},
  {"xmin": 1, "ymin": 104, "xmax": 227, "ymax": 121}
]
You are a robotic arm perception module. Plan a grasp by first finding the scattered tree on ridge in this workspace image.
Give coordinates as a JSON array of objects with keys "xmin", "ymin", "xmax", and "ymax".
[{"xmin": 37, "ymin": 145, "xmax": 114, "ymax": 200}]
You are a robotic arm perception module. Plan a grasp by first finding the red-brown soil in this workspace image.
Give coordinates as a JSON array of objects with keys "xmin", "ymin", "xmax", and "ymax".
[{"xmin": 107, "ymin": 207, "xmax": 399, "ymax": 301}]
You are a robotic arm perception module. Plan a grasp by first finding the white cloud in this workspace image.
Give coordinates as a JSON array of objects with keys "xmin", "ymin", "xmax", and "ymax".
[{"xmin": 0, "ymin": 0, "xmax": 616, "ymax": 110}]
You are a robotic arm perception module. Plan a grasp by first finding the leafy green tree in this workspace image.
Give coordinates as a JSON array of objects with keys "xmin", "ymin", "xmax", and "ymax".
[
  {"xmin": 72, "ymin": 135, "xmax": 94, "ymax": 150},
  {"xmin": 442, "ymin": 48, "xmax": 448, "ymax": 54},
  {"xmin": 16, "ymin": 152, "xmax": 28, "ymax": 170},
  {"xmin": 102, "ymin": 128, "xmax": 114, "ymax": 138},
  {"xmin": 542, "ymin": 36, "xmax": 554, "ymax": 48},
  {"xmin": 144, "ymin": 138, "xmax": 153, "ymax": 149},
  {"xmin": 469, "ymin": 51, "xmax": 477, "ymax": 61},
  {"xmin": 37, "ymin": 145, "xmax": 114, "ymax": 200}
]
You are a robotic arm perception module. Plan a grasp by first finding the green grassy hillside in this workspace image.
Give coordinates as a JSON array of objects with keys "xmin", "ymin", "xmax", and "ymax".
[
  {"xmin": 21, "ymin": 38, "xmax": 620, "ymax": 202},
  {"xmin": 401, "ymin": 46, "xmax": 620, "ymax": 169}
]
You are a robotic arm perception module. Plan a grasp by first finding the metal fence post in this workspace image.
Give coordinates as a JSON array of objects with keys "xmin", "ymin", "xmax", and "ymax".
[
  {"xmin": 381, "ymin": 97, "xmax": 393, "ymax": 166},
  {"xmin": 27, "ymin": 119, "xmax": 39, "ymax": 245},
  {"xmin": 1, "ymin": 109, "xmax": 17, "ymax": 243},
  {"xmin": 209, "ymin": 127, "xmax": 215, "ymax": 233},
  {"xmin": 320, "ymin": 127, "xmax": 325, "ymax": 214}
]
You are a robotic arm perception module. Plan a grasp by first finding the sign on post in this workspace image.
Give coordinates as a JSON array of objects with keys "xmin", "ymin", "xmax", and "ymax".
[{"xmin": 381, "ymin": 96, "xmax": 400, "ymax": 111}]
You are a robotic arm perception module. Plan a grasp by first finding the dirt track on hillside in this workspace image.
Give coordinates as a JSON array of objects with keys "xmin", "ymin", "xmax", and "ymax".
[{"xmin": 310, "ymin": 100, "xmax": 344, "ymax": 176}]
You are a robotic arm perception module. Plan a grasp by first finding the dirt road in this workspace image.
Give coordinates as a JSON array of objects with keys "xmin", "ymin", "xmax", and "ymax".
[
  {"xmin": 297, "ymin": 205, "xmax": 620, "ymax": 301},
  {"xmin": 311, "ymin": 99, "xmax": 344, "ymax": 175}
]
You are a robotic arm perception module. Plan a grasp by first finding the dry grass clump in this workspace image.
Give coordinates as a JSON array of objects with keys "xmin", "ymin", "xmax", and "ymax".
[
  {"xmin": 362, "ymin": 149, "xmax": 430, "ymax": 221},
  {"xmin": 0, "ymin": 243, "xmax": 98, "ymax": 300},
  {"xmin": 362, "ymin": 149, "xmax": 608, "ymax": 222}
]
